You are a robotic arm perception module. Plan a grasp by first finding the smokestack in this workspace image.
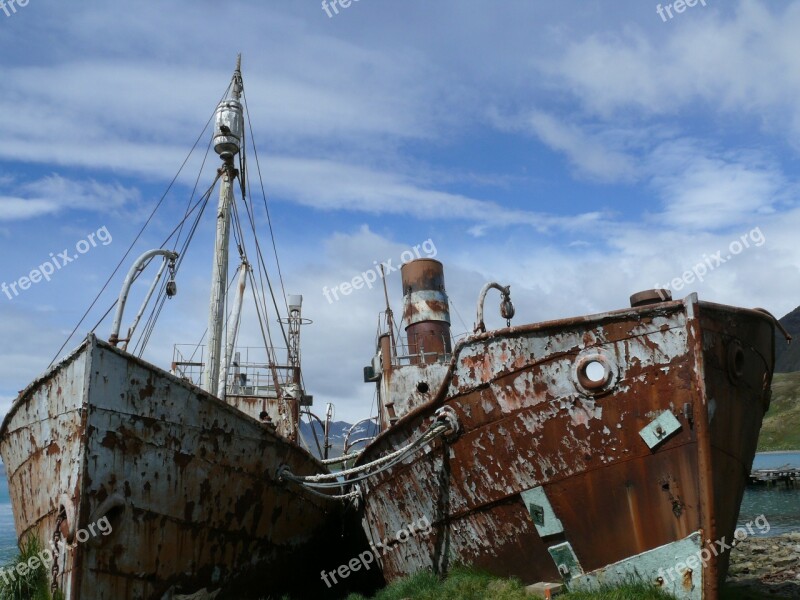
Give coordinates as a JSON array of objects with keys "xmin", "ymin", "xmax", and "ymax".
[{"xmin": 401, "ymin": 259, "xmax": 452, "ymax": 364}]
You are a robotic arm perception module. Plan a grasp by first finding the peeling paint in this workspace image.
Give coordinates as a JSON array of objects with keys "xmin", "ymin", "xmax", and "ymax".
[
  {"xmin": 358, "ymin": 295, "xmax": 775, "ymax": 600},
  {"xmin": 0, "ymin": 335, "xmax": 339, "ymax": 599}
]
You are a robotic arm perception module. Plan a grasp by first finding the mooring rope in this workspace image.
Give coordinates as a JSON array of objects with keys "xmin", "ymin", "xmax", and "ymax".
[
  {"xmin": 279, "ymin": 410, "xmax": 458, "ymax": 499},
  {"xmin": 281, "ymin": 424, "xmax": 447, "ymax": 490},
  {"xmin": 320, "ymin": 450, "xmax": 364, "ymax": 465},
  {"xmin": 298, "ymin": 485, "xmax": 363, "ymax": 502}
]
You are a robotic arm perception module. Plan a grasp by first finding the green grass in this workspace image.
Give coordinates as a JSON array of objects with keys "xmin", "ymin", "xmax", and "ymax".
[
  {"xmin": 340, "ymin": 566, "xmax": 784, "ymax": 600},
  {"xmin": 561, "ymin": 584, "xmax": 674, "ymax": 600},
  {"xmin": 343, "ymin": 567, "xmax": 675, "ymax": 600},
  {"xmin": 0, "ymin": 535, "xmax": 58, "ymax": 600},
  {"xmin": 344, "ymin": 567, "xmax": 527, "ymax": 600},
  {"xmin": 758, "ymin": 371, "xmax": 800, "ymax": 451}
]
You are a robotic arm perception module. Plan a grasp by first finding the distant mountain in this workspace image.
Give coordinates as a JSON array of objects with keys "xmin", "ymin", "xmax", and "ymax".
[
  {"xmin": 299, "ymin": 419, "xmax": 379, "ymax": 459},
  {"xmin": 775, "ymin": 306, "xmax": 800, "ymax": 372},
  {"xmin": 758, "ymin": 371, "xmax": 800, "ymax": 451}
]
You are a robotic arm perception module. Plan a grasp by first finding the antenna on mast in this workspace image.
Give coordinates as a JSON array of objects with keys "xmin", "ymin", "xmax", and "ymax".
[{"xmin": 380, "ymin": 265, "xmax": 398, "ymax": 358}]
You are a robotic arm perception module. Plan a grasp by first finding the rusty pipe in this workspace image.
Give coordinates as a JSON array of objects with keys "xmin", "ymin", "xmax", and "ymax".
[
  {"xmin": 474, "ymin": 282, "xmax": 514, "ymax": 333},
  {"xmin": 110, "ymin": 249, "xmax": 178, "ymax": 346}
]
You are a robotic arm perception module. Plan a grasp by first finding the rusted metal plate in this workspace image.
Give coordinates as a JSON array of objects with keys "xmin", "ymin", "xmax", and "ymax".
[
  {"xmin": 358, "ymin": 296, "xmax": 774, "ymax": 600},
  {"xmin": 696, "ymin": 302, "xmax": 774, "ymax": 594},
  {"xmin": 380, "ymin": 362, "xmax": 450, "ymax": 425},
  {"xmin": 639, "ymin": 410, "xmax": 683, "ymax": 449},
  {"xmin": 570, "ymin": 531, "xmax": 704, "ymax": 599},
  {"xmin": 1, "ymin": 335, "xmax": 341, "ymax": 599}
]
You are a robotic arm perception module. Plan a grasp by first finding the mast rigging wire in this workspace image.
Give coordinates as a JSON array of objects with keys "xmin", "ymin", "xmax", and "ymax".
[{"xmin": 49, "ymin": 83, "xmax": 232, "ymax": 366}]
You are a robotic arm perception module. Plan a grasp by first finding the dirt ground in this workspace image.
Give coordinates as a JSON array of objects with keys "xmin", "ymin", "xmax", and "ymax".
[{"xmin": 726, "ymin": 531, "xmax": 800, "ymax": 598}]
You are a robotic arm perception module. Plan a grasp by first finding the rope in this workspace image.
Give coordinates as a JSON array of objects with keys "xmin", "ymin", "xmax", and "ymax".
[
  {"xmin": 134, "ymin": 175, "xmax": 219, "ymax": 356},
  {"xmin": 242, "ymin": 89, "xmax": 289, "ymax": 314},
  {"xmin": 297, "ymin": 485, "xmax": 362, "ymax": 502},
  {"xmin": 280, "ymin": 423, "xmax": 448, "ymax": 490},
  {"xmin": 287, "ymin": 426, "xmax": 446, "ymax": 490},
  {"xmin": 49, "ymin": 84, "xmax": 230, "ymax": 367},
  {"xmin": 173, "ymin": 132, "xmax": 215, "ymax": 254},
  {"xmin": 320, "ymin": 450, "xmax": 363, "ymax": 465},
  {"xmin": 304, "ymin": 412, "xmax": 325, "ymax": 458}
]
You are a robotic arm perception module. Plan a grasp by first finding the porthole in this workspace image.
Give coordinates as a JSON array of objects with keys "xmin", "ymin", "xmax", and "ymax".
[
  {"xmin": 573, "ymin": 350, "xmax": 618, "ymax": 395},
  {"xmin": 727, "ymin": 340, "xmax": 746, "ymax": 383}
]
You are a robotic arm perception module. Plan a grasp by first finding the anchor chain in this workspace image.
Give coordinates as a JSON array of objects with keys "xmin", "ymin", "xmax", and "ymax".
[{"xmin": 51, "ymin": 511, "xmax": 65, "ymax": 595}]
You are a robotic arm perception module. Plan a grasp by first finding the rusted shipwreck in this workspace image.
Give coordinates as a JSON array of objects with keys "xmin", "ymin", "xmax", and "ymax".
[
  {"xmin": 0, "ymin": 59, "xmax": 342, "ymax": 599},
  {"xmin": 355, "ymin": 258, "xmax": 778, "ymax": 600}
]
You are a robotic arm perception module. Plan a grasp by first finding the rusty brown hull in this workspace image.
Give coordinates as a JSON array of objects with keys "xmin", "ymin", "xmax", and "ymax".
[
  {"xmin": 357, "ymin": 295, "xmax": 774, "ymax": 600},
  {"xmin": 0, "ymin": 335, "xmax": 339, "ymax": 599}
]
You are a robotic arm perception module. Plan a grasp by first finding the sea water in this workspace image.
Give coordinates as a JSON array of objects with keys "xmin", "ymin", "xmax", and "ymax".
[
  {"xmin": 0, "ymin": 469, "xmax": 16, "ymax": 563},
  {"xmin": 739, "ymin": 451, "xmax": 800, "ymax": 536}
]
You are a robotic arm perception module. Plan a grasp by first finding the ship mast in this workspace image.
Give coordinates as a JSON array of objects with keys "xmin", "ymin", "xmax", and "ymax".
[{"xmin": 203, "ymin": 56, "xmax": 245, "ymax": 397}]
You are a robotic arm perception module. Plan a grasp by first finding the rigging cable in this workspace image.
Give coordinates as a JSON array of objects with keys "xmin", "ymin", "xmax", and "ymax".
[
  {"xmin": 237, "ymin": 125, "xmax": 320, "ymax": 427},
  {"xmin": 280, "ymin": 417, "xmax": 454, "ymax": 494},
  {"xmin": 241, "ymin": 91, "xmax": 323, "ymax": 442},
  {"xmin": 239, "ymin": 145, "xmax": 290, "ymax": 350},
  {"xmin": 134, "ymin": 175, "xmax": 220, "ymax": 356},
  {"xmin": 245, "ymin": 267, "xmax": 290, "ymax": 420},
  {"xmin": 50, "ymin": 84, "xmax": 231, "ymax": 367},
  {"xmin": 172, "ymin": 133, "xmax": 216, "ymax": 254},
  {"xmin": 242, "ymin": 89, "xmax": 289, "ymax": 313},
  {"xmin": 83, "ymin": 170, "xmax": 221, "ymax": 354},
  {"xmin": 230, "ymin": 193, "xmax": 283, "ymax": 380}
]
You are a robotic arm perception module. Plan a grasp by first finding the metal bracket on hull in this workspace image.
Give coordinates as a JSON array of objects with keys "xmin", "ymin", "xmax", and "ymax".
[
  {"xmin": 521, "ymin": 486, "xmax": 565, "ymax": 537},
  {"xmin": 639, "ymin": 410, "xmax": 682, "ymax": 450},
  {"xmin": 568, "ymin": 531, "xmax": 704, "ymax": 600},
  {"xmin": 547, "ymin": 542, "xmax": 584, "ymax": 582}
]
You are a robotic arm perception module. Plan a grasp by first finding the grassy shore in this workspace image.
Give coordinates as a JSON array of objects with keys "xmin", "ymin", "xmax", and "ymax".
[
  {"xmin": 343, "ymin": 567, "xmax": 672, "ymax": 600},
  {"xmin": 758, "ymin": 372, "xmax": 800, "ymax": 451},
  {"xmin": 341, "ymin": 566, "xmax": 783, "ymax": 600},
  {"xmin": 0, "ymin": 536, "xmax": 63, "ymax": 600}
]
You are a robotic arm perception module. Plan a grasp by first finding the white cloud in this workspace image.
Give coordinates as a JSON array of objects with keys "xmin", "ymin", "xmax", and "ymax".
[
  {"xmin": 547, "ymin": 1, "xmax": 800, "ymax": 137},
  {"xmin": 0, "ymin": 175, "xmax": 140, "ymax": 221},
  {"xmin": 265, "ymin": 155, "xmax": 609, "ymax": 234},
  {"xmin": 647, "ymin": 145, "xmax": 782, "ymax": 230},
  {"xmin": 3, "ymin": 0, "xmax": 800, "ymax": 429},
  {"xmin": 0, "ymin": 197, "xmax": 57, "ymax": 221},
  {"xmin": 524, "ymin": 110, "xmax": 637, "ymax": 182},
  {"xmin": 0, "ymin": 24, "xmax": 450, "ymax": 173}
]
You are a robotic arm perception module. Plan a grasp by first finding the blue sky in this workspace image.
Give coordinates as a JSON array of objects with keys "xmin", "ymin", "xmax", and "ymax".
[{"xmin": 1, "ymin": 0, "xmax": 799, "ymax": 423}]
